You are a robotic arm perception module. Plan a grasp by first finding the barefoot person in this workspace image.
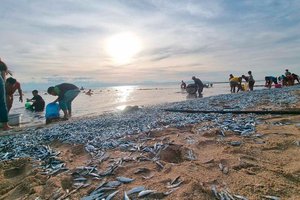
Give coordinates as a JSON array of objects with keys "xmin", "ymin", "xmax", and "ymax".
[
  {"xmin": 0, "ymin": 58, "xmax": 11, "ymax": 130},
  {"xmin": 47, "ymin": 83, "xmax": 80, "ymax": 119},
  {"xmin": 192, "ymin": 76, "xmax": 204, "ymax": 97},
  {"xmin": 5, "ymin": 77, "xmax": 23, "ymax": 113}
]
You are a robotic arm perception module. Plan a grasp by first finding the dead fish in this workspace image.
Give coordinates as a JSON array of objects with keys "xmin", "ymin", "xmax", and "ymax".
[
  {"xmin": 123, "ymin": 192, "xmax": 130, "ymax": 200},
  {"xmin": 167, "ymin": 180, "xmax": 183, "ymax": 189},
  {"xmin": 138, "ymin": 190, "xmax": 156, "ymax": 198},
  {"xmin": 170, "ymin": 176, "xmax": 181, "ymax": 185},
  {"xmin": 116, "ymin": 176, "xmax": 134, "ymax": 183},
  {"xmin": 142, "ymin": 174, "xmax": 154, "ymax": 180},
  {"xmin": 229, "ymin": 141, "xmax": 242, "ymax": 146},
  {"xmin": 106, "ymin": 190, "xmax": 119, "ymax": 200},
  {"xmin": 211, "ymin": 185, "xmax": 219, "ymax": 199},
  {"xmin": 127, "ymin": 186, "xmax": 145, "ymax": 195},
  {"xmin": 134, "ymin": 168, "xmax": 150, "ymax": 174},
  {"xmin": 105, "ymin": 181, "xmax": 121, "ymax": 188},
  {"xmin": 74, "ymin": 177, "xmax": 87, "ymax": 182},
  {"xmin": 263, "ymin": 195, "xmax": 280, "ymax": 200},
  {"xmin": 234, "ymin": 194, "xmax": 248, "ymax": 200}
]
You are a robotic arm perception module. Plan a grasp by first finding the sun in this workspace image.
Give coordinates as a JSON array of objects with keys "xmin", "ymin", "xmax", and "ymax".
[{"xmin": 105, "ymin": 32, "xmax": 141, "ymax": 64}]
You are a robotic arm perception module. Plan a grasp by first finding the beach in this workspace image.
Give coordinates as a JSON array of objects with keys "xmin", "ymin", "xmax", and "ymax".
[{"xmin": 0, "ymin": 85, "xmax": 300, "ymax": 200}]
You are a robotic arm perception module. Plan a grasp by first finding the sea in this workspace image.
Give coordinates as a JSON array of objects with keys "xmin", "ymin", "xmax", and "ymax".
[{"xmin": 9, "ymin": 82, "xmax": 265, "ymax": 127}]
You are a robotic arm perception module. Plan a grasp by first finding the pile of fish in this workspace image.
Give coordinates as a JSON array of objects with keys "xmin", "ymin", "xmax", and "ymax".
[{"xmin": 0, "ymin": 85, "xmax": 299, "ymax": 162}]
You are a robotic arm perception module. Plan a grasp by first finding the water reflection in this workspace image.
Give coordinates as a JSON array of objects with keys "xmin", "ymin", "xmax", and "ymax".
[{"xmin": 114, "ymin": 85, "xmax": 136, "ymax": 110}]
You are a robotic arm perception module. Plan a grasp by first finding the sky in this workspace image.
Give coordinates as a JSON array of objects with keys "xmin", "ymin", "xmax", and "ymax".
[{"xmin": 0, "ymin": 0, "xmax": 300, "ymax": 89}]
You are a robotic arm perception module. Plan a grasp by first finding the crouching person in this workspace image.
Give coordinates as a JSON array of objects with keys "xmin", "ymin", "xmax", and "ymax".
[{"xmin": 47, "ymin": 83, "xmax": 80, "ymax": 120}]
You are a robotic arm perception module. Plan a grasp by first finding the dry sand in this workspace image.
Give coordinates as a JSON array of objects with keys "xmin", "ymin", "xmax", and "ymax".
[{"xmin": 1, "ymin": 100, "xmax": 300, "ymax": 199}]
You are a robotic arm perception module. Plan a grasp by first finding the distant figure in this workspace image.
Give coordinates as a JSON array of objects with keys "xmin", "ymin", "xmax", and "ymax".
[
  {"xmin": 285, "ymin": 69, "xmax": 291, "ymax": 76},
  {"xmin": 292, "ymin": 73, "xmax": 299, "ymax": 83},
  {"xmin": 192, "ymin": 76, "xmax": 204, "ymax": 97},
  {"xmin": 27, "ymin": 90, "xmax": 45, "ymax": 112},
  {"xmin": 285, "ymin": 69, "xmax": 294, "ymax": 85},
  {"xmin": 0, "ymin": 58, "xmax": 11, "ymax": 130},
  {"xmin": 6, "ymin": 77, "xmax": 23, "ymax": 113},
  {"xmin": 229, "ymin": 74, "xmax": 242, "ymax": 93},
  {"xmin": 47, "ymin": 83, "xmax": 80, "ymax": 119},
  {"xmin": 80, "ymin": 86, "xmax": 84, "ymax": 90},
  {"xmin": 86, "ymin": 89, "xmax": 93, "ymax": 96},
  {"xmin": 247, "ymin": 71, "xmax": 255, "ymax": 91},
  {"xmin": 265, "ymin": 76, "xmax": 278, "ymax": 88},
  {"xmin": 278, "ymin": 75, "xmax": 288, "ymax": 86},
  {"xmin": 180, "ymin": 80, "xmax": 186, "ymax": 89}
]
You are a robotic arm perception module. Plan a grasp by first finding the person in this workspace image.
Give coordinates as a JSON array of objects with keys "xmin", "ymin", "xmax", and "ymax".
[
  {"xmin": 192, "ymin": 76, "xmax": 204, "ymax": 97},
  {"xmin": 292, "ymin": 73, "xmax": 299, "ymax": 83},
  {"xmin": 278, "ymin": 75, "xmax": 288, "ymax": 86},
  {"xmin": 5, "ymin": 77, "xmax": 23, "ymax": 113},
  {"xmin": 285, "ymin": 69, "xmax": 291, "ymax": 76},
  {"xmin": 86, "ymin": 89, "xmax": 93, "ymax": 96},
  {"xmin": 27, "ymin": 90, "xmax": 45, "ymax": 112},
  {"xmin": 0, "ymin": 58, "xmax": 11, "ymax": 130},
  {"xmin": 180, "ymin": 80, "xmax": 186, "ymax": 89},
  {"xmin": 229, "ymin": 74, "xmax": 242, "ymax": 93},
  {"xmin": 47, "ymin": 83, "xmax": 80, "ymax": 119},
  {"xmin": 285, "ymin": 69, "xmax": 294, "ymax": 85},
  {"xmin": 247, "ymin": 71, "xmax": 255, "ymax": 91},
  {"xmin": 265, "ymin": 76, "xmax": 278, "ymax": 88}
]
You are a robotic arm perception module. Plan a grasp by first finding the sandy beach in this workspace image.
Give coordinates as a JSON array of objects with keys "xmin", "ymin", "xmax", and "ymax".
[{"xmin": 0, "ymin": 86, "xmax": 300, "ymax": 200}]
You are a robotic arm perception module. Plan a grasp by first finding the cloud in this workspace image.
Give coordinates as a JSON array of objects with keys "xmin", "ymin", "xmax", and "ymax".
[{"xmin": 0, "ymin": 0, "xmax": 300, "ymax": 88}]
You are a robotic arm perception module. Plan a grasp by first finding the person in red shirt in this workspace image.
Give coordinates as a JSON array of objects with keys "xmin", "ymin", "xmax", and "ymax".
[{"xmin": 6, "ymin": 77, "xmax": 23, "ymax": 113}]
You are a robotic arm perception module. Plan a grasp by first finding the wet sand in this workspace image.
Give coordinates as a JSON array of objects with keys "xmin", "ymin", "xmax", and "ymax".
[{"xmin": 0, "ymin": 92, "xmax": 300, "ymax": 200}]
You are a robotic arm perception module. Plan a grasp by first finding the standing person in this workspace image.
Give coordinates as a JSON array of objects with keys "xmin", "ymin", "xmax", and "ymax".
[
  {"xmin": 6, "ymin": 77, "xmax": 23, "ymax": 113},
  {"xmin": 192, "ymin": 76, "xmax": 204, "ymax": 97},
  {"xmin": 180, "ymin": 80, "xmax": 186, "ymax": 89},
  {"xmin": 47, "ymin": 83, "xmax": 80, "ymax": 119},
  {"xmin": 27, "ymin": 90, "xmax": 45, "ymax": 112},
  {"xmin": 0, "ymin": 58, "xmax": 11, "ymax": 130},
  {"xmin": 247, "ymin": 71, "xmax": 255, "ymax": 91}
]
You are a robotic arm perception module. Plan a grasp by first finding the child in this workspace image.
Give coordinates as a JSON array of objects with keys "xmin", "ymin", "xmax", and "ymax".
[{"xmin": 27, "ymin": 90, "xmax": 45, "ymax": 112}]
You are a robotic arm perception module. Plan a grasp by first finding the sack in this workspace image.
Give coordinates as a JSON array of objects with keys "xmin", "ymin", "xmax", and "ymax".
[
  {"xmin": 45, "ymin": 103, "xmax": 60, "ymax": 119},
  {"xmin": 186, "ymin": 84, "xmax": 197, "ymax": 94}
]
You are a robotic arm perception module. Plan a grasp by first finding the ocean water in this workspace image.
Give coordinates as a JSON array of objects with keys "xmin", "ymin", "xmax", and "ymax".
[{"xmin": 9, "ymin": 82, "xmax": 264, "ymax": 127}]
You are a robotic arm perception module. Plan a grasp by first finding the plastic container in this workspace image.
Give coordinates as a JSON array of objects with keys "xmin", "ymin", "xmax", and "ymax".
[
  {"xmin": 45, "ymin": 103, "xmax": 60, "ymax": 119},
  {"xmin": 186, "ymin": 84, "xmax": 197, "ymax": 94},
  {"xmin": 8, "ymin": 114, "xmax": 22, "ymax": 126},
  {"xmin": 275, "ymin": 84, "xmax": 282, "ymax": 88}
]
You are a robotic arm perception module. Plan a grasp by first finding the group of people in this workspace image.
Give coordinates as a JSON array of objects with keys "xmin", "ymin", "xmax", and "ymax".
[
  {"xmin": 265, "ymin": 69, "xmax": 299, "ymax": 88},
  {"xmin": 0, "ymin": 58, "xmax": 80, "ymax": 131},
  {"xmin": 229, "ymin": 71, "xmax": 255, "ymax": 93},
  {"xmin": 181, "ymin": 76, "xmax": 204, "ymax": 97}
]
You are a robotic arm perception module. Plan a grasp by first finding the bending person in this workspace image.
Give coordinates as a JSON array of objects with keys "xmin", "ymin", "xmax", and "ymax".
[
  {"xmin": 192, "ymin": 76, "xmax": 204, "ymax": 97},
  {"xmin": 265, "ymin": 76, "xmax": 278, "ymax": 89},
  {"xmin": 47, "ymin": 83, "xmax": 80, "ymax": 119},
  {"xmin": 6, "ymin": 77, "xmax": 23, "ymax": 113}
]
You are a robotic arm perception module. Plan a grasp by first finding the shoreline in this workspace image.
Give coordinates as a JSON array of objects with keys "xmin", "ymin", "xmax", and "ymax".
[{"xmin": 0, "ymin": 85, "xmax": 299, "ymax": 199}]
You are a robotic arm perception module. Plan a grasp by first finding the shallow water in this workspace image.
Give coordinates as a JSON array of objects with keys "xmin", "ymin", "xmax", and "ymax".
[{"xmin": 9, "ymin": 82, "xmax": 264, "ymax": 127}]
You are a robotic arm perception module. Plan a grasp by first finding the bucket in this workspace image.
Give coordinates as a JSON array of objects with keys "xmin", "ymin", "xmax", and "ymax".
[
  {"xmin": 186, "ymin": 84, "xmax": 197, "ymax": 94},
  {"xmin": 8, "ymin": 114, "xmax": 22, "ymax": 126}
]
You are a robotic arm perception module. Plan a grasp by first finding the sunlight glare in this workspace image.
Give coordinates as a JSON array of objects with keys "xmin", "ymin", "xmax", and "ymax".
[{"xmin": 105, "ymin": 32, "xmax": 141, "ymax": 64}]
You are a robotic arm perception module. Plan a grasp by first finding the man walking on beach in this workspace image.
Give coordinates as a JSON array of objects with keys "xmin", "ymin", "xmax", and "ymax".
[
  {"xmin": 0, "ymin": 58, "xmax": 12, "ymax": 130},
  {"xmin": 192, "ymin": 76, "xmax": 204, "ymax": 97},
  {"xmin": 47, "ymin": 83, "xmax": 80, "ymax": 119}
]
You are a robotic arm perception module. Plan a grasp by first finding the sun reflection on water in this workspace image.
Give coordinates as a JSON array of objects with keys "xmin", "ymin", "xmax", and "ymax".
[{"xmin": 114, "ymin": 85, "xmax": 136, "ymax": 110}]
